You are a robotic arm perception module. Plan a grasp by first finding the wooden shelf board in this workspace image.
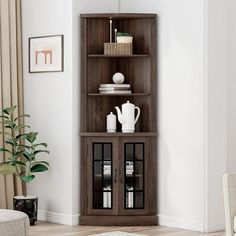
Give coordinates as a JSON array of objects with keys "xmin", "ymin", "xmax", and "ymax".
[
  {"xmin": 88, "ymin": 93, "xmax": 150, "ymax": 97},
  {"xmin": 81, "ymin": 13, "xmax": 157, "ymax": 19},
  {"xmin": 80, "ymin": 132, "xmax": 157, "ymax": 137},
  {"xmin": 88, "ymin": 54, "xmax": 150, "ymax": 58}
]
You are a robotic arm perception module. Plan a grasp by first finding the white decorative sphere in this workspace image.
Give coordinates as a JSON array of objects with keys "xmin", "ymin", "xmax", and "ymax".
[{"xmin": 112, "ymin": 72, "xmax": 125, "ymax": 84}]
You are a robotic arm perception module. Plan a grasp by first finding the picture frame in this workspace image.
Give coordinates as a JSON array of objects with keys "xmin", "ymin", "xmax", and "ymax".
[{"xmin": 29, "ymin": 35, "xmax": 64, "ymax": 73}]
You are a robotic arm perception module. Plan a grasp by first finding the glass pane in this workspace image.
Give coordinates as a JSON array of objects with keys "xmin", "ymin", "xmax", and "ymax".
[
  {"xmin": 93, "ymin": 192, "xmax": 103, "ymax": 209},
  {"xmin": 103, "ymin": 192, "xmax": 111, "ymax": 208},
  {"xmin": 94, "ymin": 161, "xmax": 102, "ymax": 191},
  {"xmin": 104, "ymin": 143, "xmax": 112, "ymax": 160},
  {"xmin": 93, "ymin": 143, "xmax": 113, "ymax": 209},
  {"xmin": 135, "ymin": 192, "xmax": 144, "ymax": 208},
  {"xmin": 126, "ymin": 192, "xmax": 134, "ymax": 208},
  {"xmin": 135, "ymin": 143, "xmax": 144, "ymax": 160},
  {"xmin": 94, "ymin": 143, "xmax": 102, "ymax": 160},
  {"xmin": 125, "ymin": 161, "xmax": 134, "ymax": 190},
  {"xmin": 135, "ymin": 162, "xmax": 143, "ymax": 190},
  {"xmin": 125, "ymin": 144, "xmax": 134, "ymax": 160},
  {"xmin": 104, "ymin": 161, "xmax": 111, "ymax": 189}
]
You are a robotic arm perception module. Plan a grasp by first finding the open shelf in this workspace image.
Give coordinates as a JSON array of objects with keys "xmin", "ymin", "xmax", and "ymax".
[
  {"xmin": 80, "ymin": 132, "xmax": 157, "ymax": 137},
  {"xmin": 88, "ymin": 54, "xmax": 150, "ymax": 58},
  {"xmin": 88, "ymin": 93, "xmax": 150, "ymax": 97}
]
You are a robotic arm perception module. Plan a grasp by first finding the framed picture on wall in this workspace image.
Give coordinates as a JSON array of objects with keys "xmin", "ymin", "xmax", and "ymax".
[{"xmin": 29, "ymin": 35, "xmax": 64, "ymax": 73}]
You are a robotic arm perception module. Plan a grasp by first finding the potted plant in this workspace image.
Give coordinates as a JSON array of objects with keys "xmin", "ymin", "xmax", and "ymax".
[
  {"xmin": 116, "ymin": 32, "xmax": 133, "ymax": 43},
  {"xmin": 0, "ymin": 106, "xmax": 49, "ymax": 225}
]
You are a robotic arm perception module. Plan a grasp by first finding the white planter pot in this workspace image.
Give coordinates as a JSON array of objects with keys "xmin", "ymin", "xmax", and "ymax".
[{"xmin": 117, "ymin": 36, "xmax": 133, "ymax": 44}]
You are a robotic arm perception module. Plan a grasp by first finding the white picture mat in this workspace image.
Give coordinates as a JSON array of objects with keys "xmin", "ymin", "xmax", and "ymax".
[{"xmin": 29, "ymin": 35, "xmax": 63, "ymax": 72}]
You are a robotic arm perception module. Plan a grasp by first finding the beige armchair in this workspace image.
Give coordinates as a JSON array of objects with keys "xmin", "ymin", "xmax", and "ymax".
[
  {"xmin": 223, "ymin": 174, "xmax": 236, "ymax": 236},
  {"xmin": 0, "ymin": 209, "xmax": 29, "ymax": 236}
]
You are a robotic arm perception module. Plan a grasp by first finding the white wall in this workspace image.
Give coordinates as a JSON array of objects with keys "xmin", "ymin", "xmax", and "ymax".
[
  {"xmin": 205, "ymin": 0, "xmax": 228, "ymax": 231},
  {"xmin": 22, "ymin": 0, "xmax": 75, "ymax": 223},
  {"xmin": 22, "ymin": 0, "xmax": 119, "ymax": 225},
  {"xmin": 120, "ymin": 0, "xmax": 205, "ymax": 231},
  {"xmin": 227, "ymin": 0, "xmax": 236, "ymax": 173}
]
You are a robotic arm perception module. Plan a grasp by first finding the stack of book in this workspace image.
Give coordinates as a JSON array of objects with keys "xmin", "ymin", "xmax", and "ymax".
[{"xmin": 99, "ymin": 84, "xmax": 131, "ymax": 94}]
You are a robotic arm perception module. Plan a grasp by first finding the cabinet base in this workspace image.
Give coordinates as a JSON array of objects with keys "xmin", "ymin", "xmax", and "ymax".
[{"xmin": 79, "ymin": 215, "xmax": 158, "ymax": 226}]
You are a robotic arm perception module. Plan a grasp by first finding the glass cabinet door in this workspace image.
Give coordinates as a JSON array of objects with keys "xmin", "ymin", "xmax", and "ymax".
[
  {"xmin": 124, "ymin": 143, "xmax": 144, "ymax": 209},
  {"xmin": 93, "ymin": 143, "xmax": 112, "ymax": 209}
]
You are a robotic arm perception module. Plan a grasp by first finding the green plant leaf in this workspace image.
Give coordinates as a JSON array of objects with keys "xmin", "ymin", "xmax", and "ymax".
[
  {"xmin": 15, "ymin": 125, "xmax": 30, "ymax": 133},
  {"xmin": 3, "ymin": 106, "xmax": 16, "ymax": 116},
  {"xmin": 0, "ymin": 120, "xmax": 13, "ymax": 125},
  {"xmin": 31, "ymin": 164, "xmax": 48, "ymax": 173},
  {"xmin": 34, "ymin": 150, "xmax": 49, "ymax": 155},
  {"xmin": 17, "ymin": 144, "xmax": 31, "ymax": 150},
  {"xmin": 22, "ymin": 152, "xmax": 31, "ymax": 161},
  {"xmin": 0, "ymin": 147, "xmax": 11, "ymax": 153},
  {"xmin": 0, "ymin": 163, "xmax": 16, "ymax": 175},
  {"xmin": 4, "ymin": 123, "xmax": 16, "ymax": 129},
  {"xmin": 26, "ymin": 132, "xmax": 38, "ymax": 143},
  {"xmin": 14, "ymin": 114, "xmax": 30, "ymax": 122},
  {"xmin": 16, "ymin": 133, "xmax": 28, "ymax": 140},
  {"xmin": 5, "ymin": 125, "xmax": 13, "ymax": 130},
  {"xmin": 0, "ymin": 115, "xmax": 9, "ymax": 119},
  {"xmin": 8, "ymin": 160, "xmax": 26, "ymax": 166},
  {"xmin": 13, "ymin": 150, "xmax": 25, "ymax": 158},
  {"xmin": 33, "ymin": 143, "xmax": 48, "ymax": 148},
  {"xmin": 20, "ymin": 175, "xmax": 35, "ymax": 183},
  {"xmin": 32, "ymin": 161, "xmax": 49, "ymax": 166},
  {"xmin": 5, "ymin": 140, "xmax": 16, "ymax": 146}
]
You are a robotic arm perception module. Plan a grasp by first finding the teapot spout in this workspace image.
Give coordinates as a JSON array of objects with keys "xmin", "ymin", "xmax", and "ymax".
[{"xmin": 115, "ymin": 106, "xmax": 125, "ymax": 124}]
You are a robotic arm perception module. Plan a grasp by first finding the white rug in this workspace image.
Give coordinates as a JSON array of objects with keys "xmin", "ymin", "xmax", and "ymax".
[{"xmin": 90, "ymin": 231, "xmax": 146, "ymax": 236}]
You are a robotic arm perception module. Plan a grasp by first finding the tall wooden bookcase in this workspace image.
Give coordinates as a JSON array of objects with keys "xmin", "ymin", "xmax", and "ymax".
[{"xmin": 80, "ymin": 13, "xmax": 157, "ymax": 226}]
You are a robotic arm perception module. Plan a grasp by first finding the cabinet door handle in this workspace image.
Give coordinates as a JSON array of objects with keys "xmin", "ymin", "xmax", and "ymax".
[{"xmin": 114, "ymin": 169, "xmax": 118, "ymax": 183}]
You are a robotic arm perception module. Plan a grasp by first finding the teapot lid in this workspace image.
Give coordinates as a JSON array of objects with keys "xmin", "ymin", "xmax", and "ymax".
[{"xmin": 122, "ymin": 100, "xmax": 134, "ymax": 106}]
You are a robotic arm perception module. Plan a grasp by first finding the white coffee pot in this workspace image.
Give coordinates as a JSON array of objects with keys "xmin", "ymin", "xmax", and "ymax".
[{"xmin": 115, "ymin": 101, "xmax": 140, "ymax": 133}]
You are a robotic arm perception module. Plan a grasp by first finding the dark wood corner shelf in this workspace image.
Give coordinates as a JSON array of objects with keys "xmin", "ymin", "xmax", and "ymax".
[
  {"xmin": 88, "ymin": 93, "xmax": 150, "ymax": 97},
  {"xmin": 80, "ymin": 132, "xmax": 157, "ymax": 137},
  {"xmin": 88, "ymin": 54, "xmax": 150, "ymax": 58},
  {"xmin": 80, "ymin": 13, "xmax": 157, "ymax": 226}
]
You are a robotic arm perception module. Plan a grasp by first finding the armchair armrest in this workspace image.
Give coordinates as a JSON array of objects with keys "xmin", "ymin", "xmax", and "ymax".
[{"xmin": 223, "ymin": 174, "xmax": 236, "ymax": 236}]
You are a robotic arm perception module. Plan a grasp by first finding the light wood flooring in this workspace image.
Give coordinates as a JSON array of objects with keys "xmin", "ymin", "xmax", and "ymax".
[{"xmin": 30, "ymin": 221, "xmax": 225, "ymax": 236}]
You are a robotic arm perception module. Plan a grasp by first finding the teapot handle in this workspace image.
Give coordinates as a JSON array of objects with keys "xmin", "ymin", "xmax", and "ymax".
[{"xmin": 134, "ymin": 107, "xmax": 140, "ymax": 125}]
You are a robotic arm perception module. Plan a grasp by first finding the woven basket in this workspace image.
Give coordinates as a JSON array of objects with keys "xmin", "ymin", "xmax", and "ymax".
[{"xmin": 104, "ymin": 43, "xmax": 133, "ymax": 55}]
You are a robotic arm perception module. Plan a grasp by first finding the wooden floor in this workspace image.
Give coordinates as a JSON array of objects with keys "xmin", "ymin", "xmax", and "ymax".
[{"xmin": 29, "ymin": 221, "xmax": 225, "ymax": 236}]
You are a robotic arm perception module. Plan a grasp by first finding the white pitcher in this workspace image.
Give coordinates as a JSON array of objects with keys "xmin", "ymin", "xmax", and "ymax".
[{"xmin": 115, "ymin": 101, "xmax": 140, "ymax": 133}]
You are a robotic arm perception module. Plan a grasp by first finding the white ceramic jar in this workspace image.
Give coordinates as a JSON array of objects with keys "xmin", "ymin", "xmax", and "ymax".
[{"xmin": 106, "ymin": 112, "xmax": 116, "ymax": 133}]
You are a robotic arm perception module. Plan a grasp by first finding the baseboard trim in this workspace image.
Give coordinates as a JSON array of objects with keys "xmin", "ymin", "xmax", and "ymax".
[
  {"xmin": 157, "ymin": 214, "xmax": 204, "ymax": 232},
  {"xmin": 37, "ymin": 211, "xmax": 203, "ymax": 230},
  {"xmin": 80, "ymin": 215, "xmax": 158, "ymax": 226},
  {"xmin": 38, "ymin": 210, "xmax": 80, "ymax": 225}
]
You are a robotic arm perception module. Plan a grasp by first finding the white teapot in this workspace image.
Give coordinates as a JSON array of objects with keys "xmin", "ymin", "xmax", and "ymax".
[{"xmin": 115, "ymin": 101, "xmax": 140, "ymax": 133}]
